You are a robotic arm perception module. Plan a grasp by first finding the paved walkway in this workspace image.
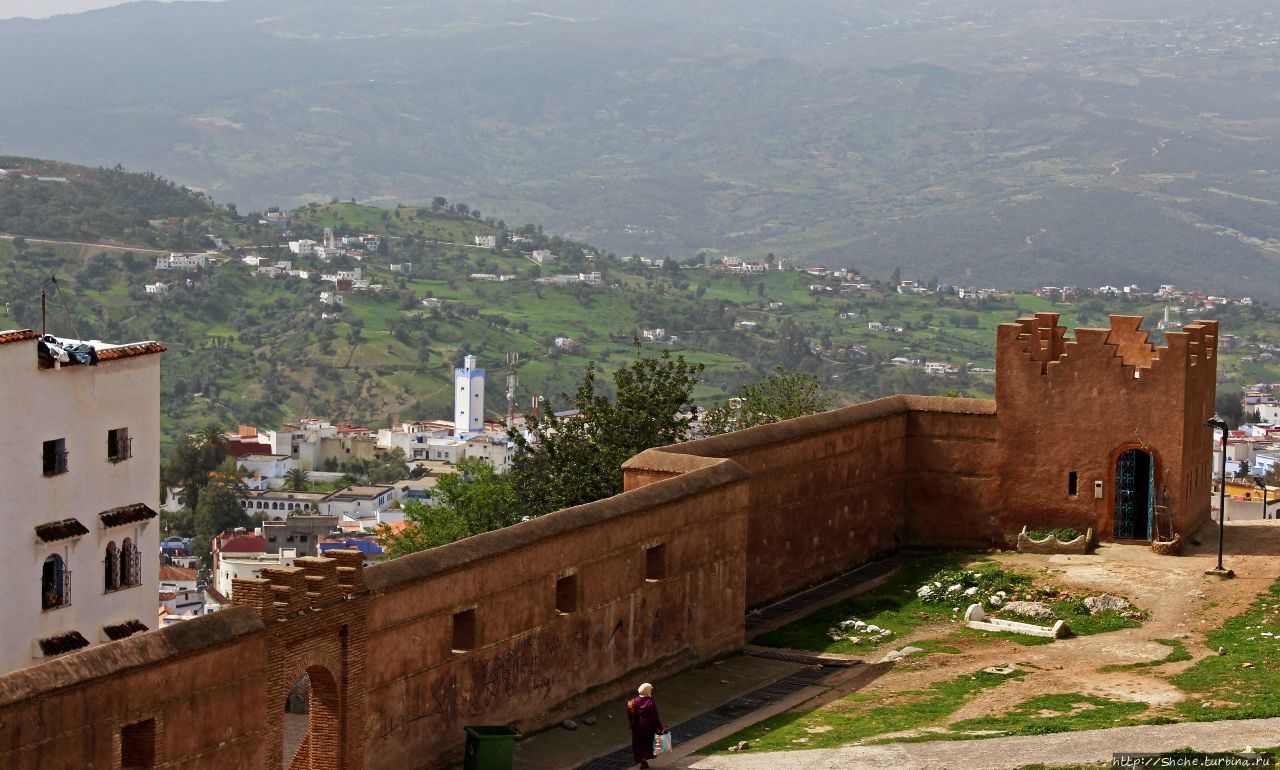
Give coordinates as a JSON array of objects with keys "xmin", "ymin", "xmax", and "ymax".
[{"xmin": 678, "ymin": 717, "xmax": 1280, "ymax": 769}]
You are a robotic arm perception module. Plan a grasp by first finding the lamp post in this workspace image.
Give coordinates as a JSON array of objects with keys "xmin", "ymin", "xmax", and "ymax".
[
  {"xmin": 1205, "ymin": 416, "xmax": 1234, "ymax": 578},
  {"xmin": 1257, "ymin": 476, "xmax": 1270, "ymax": 521}
]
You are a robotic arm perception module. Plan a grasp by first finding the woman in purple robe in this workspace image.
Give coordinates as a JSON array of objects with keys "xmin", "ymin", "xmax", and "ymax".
[{"xmin": 627, "ymin": 682, "xmax": 665, "ymax": 768}]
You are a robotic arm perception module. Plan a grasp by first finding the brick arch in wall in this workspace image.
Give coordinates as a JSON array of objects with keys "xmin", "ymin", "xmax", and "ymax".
[
  {"xmin": 284, "ymin": 663, "xmax": 341, "ymax": 770},
  {"xmin": 236, "ymin": 552, "xmax": 369, "ymax": 770}
]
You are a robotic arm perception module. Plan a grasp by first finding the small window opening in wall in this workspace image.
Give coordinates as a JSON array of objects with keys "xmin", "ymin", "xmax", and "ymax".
[
  {"xmin": 1068, "ymin": 471, "xmax": 1079, "ymax": 497},
  {"xmin": 42, "ymin": 438, "xmax": 68, "ymax": 476},
  {"xmin": 451, "ymin": 608, "xmax": 476, "ymax": 652},
  {"xmin": 120, "ymin": 718, "xmax": 156, "ymax": 769},
  {"xmin": 645, "ymin": 543, "xmax": 668, "ymax": 581},
  {"xmin": 555, "ymin": 574, "xmax": 579, "ymax": 614},
  {"xmin": 108, "ymin": 427, "xmax": 132, "ymax": 463}
]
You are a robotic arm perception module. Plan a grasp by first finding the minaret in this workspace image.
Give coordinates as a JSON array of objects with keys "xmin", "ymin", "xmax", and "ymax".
[{"xmin": 454, "ymin": 355, "xmax": 485, "ymax": 438}]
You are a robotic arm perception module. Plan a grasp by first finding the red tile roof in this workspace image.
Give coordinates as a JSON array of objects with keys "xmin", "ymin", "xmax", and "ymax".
[
  {"xmin": 218, "ymin": 534, "xmax": 265, "ymax": 554},
  {"xmin": 0, "ymin": 329, "xmax": 39, "ymax": 346},
  {"xmin": 97, "ymin": 341, "xmax": 167, "ymax": 361},
  {"xmin": 158, "ymin": 565, "xmax": 197, "ymax": 582},
  {"xmin": 99, "ymin": 503, "xmax": 158, "ymax": 528}
]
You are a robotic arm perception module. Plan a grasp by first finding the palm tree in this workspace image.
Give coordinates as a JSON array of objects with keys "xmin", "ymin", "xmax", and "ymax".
[{"xmin": 285, "ymin": 467, "xmax": 311, "ymax": 492}]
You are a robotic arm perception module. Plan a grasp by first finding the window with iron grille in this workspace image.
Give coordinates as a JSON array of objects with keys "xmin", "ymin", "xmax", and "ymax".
[
  {"xmin": 42, "ymin": 438, "xmax": 68, "ymax": 476},
  {"xmin": 42, "ymin": 554, "xmax": 71, "ymax": 610},
  {"xmin": 108, "ymin": 427, "xmax": 132, "ymax": 463},
  {"xmin": 120, "ymin": 539, "xmax": 142, "ymax": 588}
]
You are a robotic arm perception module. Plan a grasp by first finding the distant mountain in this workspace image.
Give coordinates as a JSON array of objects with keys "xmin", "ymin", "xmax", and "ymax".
[
  {"xmin": 0, "ymin": 156, "xmax": 227, "ymax": 249},
  {"xmin": 1, "ymin": 0, "xmax": 1278, "ymax": 297}
]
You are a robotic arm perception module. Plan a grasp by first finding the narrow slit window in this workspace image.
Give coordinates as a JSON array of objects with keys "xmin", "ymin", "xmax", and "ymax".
[
  {"xmin": 645, "ymin": 543, "xmax": 667, "ymax": 581},
  {"xmin": 555, "ymin": 574, "xmax": 579, "ymax": 614},
  {"xmin": 1068, "ymin": 471, "xmax": 1078, "ymax": 497},
  {"xmin": 451, "ymin": 608, "xmax": 476, "ymax": 652}
]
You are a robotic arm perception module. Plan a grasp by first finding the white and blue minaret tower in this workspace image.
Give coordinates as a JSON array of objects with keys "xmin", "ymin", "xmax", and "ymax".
[{"xmin": 454, "ymin": 354, "xmax": 485, "ymax": 438}]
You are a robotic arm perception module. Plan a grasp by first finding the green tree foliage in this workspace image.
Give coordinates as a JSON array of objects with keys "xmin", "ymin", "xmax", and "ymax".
[
  {"xmin": 285, "ymin": 467, "xmax": 311, "ymax": 492},
  {"xmin": 509, "ymin": 350, "xmax": 704, "ymax": 517},
  {"xmin": 192, "ymin": 472, "xmax": 249, "ymax": 567},
  {"xmin": 339, "ymin": 447, "xmax": 410, "ymax": 485},
  {"xmin": 1215, "ymin": 387, "xmax": 1245, "ymax": 429},
  {"xmin": 703, "ymin": 369, "xmax": 833, "ymax": 435},
  {"xmin": 375, "ymin": 458, "xmax": 518, "ymax": 558},
  {"xmin": 161, "ymin": 424, "xmax": 229, "ymax": 512}
]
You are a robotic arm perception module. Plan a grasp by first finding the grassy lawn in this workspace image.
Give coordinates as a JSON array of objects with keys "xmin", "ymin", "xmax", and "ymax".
[
  {"xmin": 942, "ymin": 693, "xmax": 1150, "ymax": 737},
  {"xmin": 1100, "ymin": 639, "xmax": 1192, "ymax": 673},
  {"xmin": 1172, "ymin": 576, "xmax": 1280, "ymax": 721},
  {"xmin": 751, "ymin": 553, "xmax": 1143, "ymax": 656},
  {"xmin": 704, "ymin": 668, "xmax": 1027, "ymax": 753}
]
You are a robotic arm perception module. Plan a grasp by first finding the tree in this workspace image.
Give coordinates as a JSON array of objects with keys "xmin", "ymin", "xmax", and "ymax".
[
  {"xmin": 375, "ymin": 458, "xmax": 518, "ymax": 558},
  {"xmin": 509, "ymin": 349, "xmax": 703, "ymax": 517},
  {"xmin": 285, "ymin": 467, "xmax": 311, "ymax": 492},
  {"xmin": 1215, "ymin": 387, "xmax": 1245, "ymax": 429},
  {"xmin": 161, "ymin": 424, "xmax": 229, "ymax": 511},
  {"xmin": 703, "ymin": 369, "xmax": 832, "ymax": 435},
  {"xmin": 192, "ymin": 473, "xmax": 249, "ymax": 568}
]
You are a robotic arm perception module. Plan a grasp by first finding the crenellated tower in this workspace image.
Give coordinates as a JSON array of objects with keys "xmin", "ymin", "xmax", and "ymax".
[{"xmin": 994, "ymin": 313, "xmax": 1218, "ymax": 542}]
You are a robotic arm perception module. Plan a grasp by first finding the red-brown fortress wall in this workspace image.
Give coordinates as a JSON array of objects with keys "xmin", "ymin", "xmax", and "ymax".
[
  {"xmin": 0, "ymin": 316, "xmax": 1218, "ymax": 769},
  {"xmin": 0, "ymin": 608, "xmax": 271, "ymax": 769},
  {"xmin": 359, "ymin": 456, "xmax": 750, "ymax": 768}
]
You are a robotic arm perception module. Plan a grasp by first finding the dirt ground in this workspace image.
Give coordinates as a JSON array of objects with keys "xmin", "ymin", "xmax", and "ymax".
[{"xmin": 808, "ymin": 518, "xmax": 1280, "ymax": 737}]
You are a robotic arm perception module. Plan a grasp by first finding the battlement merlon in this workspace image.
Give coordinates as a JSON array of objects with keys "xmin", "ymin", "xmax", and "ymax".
[{"xmin": 998, "ymin": 315, "xmax": 1220, "ymax": 382}]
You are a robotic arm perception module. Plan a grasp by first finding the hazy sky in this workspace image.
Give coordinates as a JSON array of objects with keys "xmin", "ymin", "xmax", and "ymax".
[{"xmin": 0, "ymin": 0, "xmax": 217, "ymax": 20}]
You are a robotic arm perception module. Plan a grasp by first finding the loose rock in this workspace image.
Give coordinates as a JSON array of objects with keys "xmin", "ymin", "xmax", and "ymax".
[
  {"xmin": 1002, "ymin": 600, "xmax": 1057, "ymax": 620},
  {"xmin": 562, "ymin": 719, "xmax": 578, "ymax": 731},
  {"xmin": 1084, "ymin": 594, "xmax": 1131, "ymax": 615},
  {"xmin": 881, "ymin": 646, "xmax": 924, "ymax": 662},
  {"xmin": 583, "ymin": 716, "xmax": 597, "ymax": 726}
]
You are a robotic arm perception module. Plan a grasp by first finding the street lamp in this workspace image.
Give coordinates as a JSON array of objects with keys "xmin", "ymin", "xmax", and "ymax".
[
  {"xmin": 1257, "ymin": 476, "xmax": 1270, "ymax": 521},
  {"xmin": 1205, "ymin": 416, "xmax": 1234, "ymax": 578}
]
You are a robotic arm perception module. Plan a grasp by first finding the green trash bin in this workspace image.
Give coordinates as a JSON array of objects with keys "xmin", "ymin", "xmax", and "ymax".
[{"xmin": 463, "ymin": 725, "xmax": 522, "ymax": 770}]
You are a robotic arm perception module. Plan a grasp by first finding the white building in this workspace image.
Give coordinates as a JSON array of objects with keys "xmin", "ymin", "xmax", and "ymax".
[
  {"xmin": 1, "ymin": 329, "xmax": 162, "ymax": 673},
  {"xmin": 454, "ymin": 355, "xmax": 485, "ymax": 438},
  {"xmin": 579, "ymin": 272, "xmax": 602, "ymax": 285},
  {"xmin": 475, "ymin": 235, "xmax": 498, "ymax": 249},
  {"xmin": 318, "ymin": 291, "xmax": 343, "ymax": 306},
  {"xmin": 235, "ymin": 453, "xmax": 294, "ymax": 490},
  {"xmin": 154, "ymin": 253, "xmax": 208, "ymax": 270},
  {"xmin": 531, "ymin": 249, "xmax": 555, "ymax": 264},
  {"xmin": 289, "ymin": 239, "xmax": 316, "ymax": 256},
  {"xmin": 144, "ymin": 283, "xmax": 168, "ymax": 295}
]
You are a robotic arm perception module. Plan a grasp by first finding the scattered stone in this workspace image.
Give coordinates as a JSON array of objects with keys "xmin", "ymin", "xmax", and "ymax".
[
  {"xmin": 1202, "ymin": 701, "xmax": 1213, "ymax": 709},
  {"xmin": 881, "ymin": 646, "xmax": 924, "ymax": 662},
  {"xmin": 561, "ymin": 719, "xmax": 578, "ymax": 731},
  {"xmin": 983, "ymin": 664, "xmax": 1018, "ymax": 675},
  {"xmin": 1040, "ymin": 586, "xmax": 1059, "ymax": 597},
  {"xmin": 720, "ymin": 679, "xmax": 730, "ymax": 685},
  {"xmin": 732, "ymin": 741, "xmax": 750, "ymax": 752},
  {"xmin": 1084, "ymin": 594, "xmax": 1131, "ymax": 615},
  {"xmin": 583, "ymin": 716, "xmax": 597, "ymax": 726},
  {"xmin": 1187, "ymin": 588, "xmax": 1207, "ymax": 600},
  {"xmin": 1243, "ymin": 662, "xmax": 1254, "ymax": 669},
  {"xmin": 1173, "ymin": 632, "xmax": 1191, "ymax": 639},
  {"xmin": 1217, "ymin": 646, "xmax": 1227, "ymax": 656},
  {"xmin": 1002, "ymin": 601, "xmax": 1057, "ymax": 620}
]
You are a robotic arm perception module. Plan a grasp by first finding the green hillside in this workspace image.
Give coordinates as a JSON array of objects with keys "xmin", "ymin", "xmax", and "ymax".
[
  {"xmin": 0, "ymin": 172, "xmax": 1275, "ymax": 452},
  {"xmin": 0, "ymin": 156, "xmax": 240, "ymax": 250}
]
